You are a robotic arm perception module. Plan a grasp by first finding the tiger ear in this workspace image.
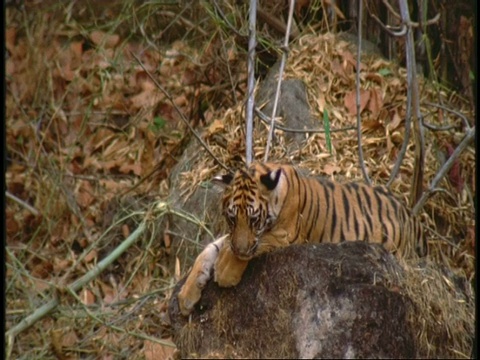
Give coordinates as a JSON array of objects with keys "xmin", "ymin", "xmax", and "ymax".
[
  {"xmin": 260, "ymin": 168, "xmax": 282, "ymax": 191},
  {"xmin": 213, "ymin": 173, "xmax": 234, "ymax": 186}
]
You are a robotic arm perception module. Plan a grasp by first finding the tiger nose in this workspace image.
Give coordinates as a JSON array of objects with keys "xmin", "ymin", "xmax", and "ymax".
[{"xmin": 231, "ymin": 241, "xmax": 254, "ymax": 260}]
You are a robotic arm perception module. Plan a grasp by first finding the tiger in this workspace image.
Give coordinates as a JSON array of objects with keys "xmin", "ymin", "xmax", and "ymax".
[{"xmin": 177, "ymin": 162, "xmax": 427, "ymax": 315}]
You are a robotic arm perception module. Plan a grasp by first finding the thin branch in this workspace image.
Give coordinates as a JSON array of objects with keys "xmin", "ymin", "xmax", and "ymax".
[
  {"xmin": 412, "ymin": 126, "xmax": 475, "ymax": 215},
  {"xmin": 130, "ymin": 52, "xmax": 229, "ymax": 172},
  {"xmin": 245, "ymin": 0, "xmax": 257, "ymax": 166},
  {"xmin": 355, "ymin": 0, "xmax": 371, "ymax": 185},
  {"xmin": 6, "ymin": 221, "xmax": 147, "ymax": 339},
  {"xmin": 422, "ymin": 121, "xmax": 457, "ymax": 132},
  {"xmin": 264, "ymin": 0, "xmax": 295, "ymax": 162},
  {"xmin": 380, "ymin": 0, "xmax": 440, "ymax": 27},
  {"xmin": 387, "ymin": 0, "xmax": 425, "ymax": 191},
  {"xmin": 5, "ymin": 191, "xmax": 40, "ymax": 216},
  {"xmin": 382, "ymin": 0, "xmax": 401, "ymax": 20},
  {"xmin": 371, "ymin": 14, "xmax": 407, "ymax": 37},
  {"xmin": 397, "ymin": 0, "xmax": 425, "ymax": 207},
  {"xmin": 424, "ymin": 101, "xmax": 472, "ymax": 130}
]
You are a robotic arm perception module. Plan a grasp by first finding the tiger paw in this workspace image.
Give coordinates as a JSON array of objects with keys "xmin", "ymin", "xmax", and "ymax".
[
  {"xmin": 178, "ymin": 275, "xmax": 204, "ymax": 316},
  {"xmin": 214, "ymin": 246, "xmax": 249, "ymax": 287},
  {"xmin": 177, "ymin": 237, "xmax": 227, "ymax": 316}
]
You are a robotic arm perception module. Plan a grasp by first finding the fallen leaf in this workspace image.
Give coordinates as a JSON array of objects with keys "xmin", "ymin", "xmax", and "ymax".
[
  {"xmin": 207, "ymin": 119, "xmax": 225, "ymax": 135},
  {"xmin": 144, "ymin": 339, "xmax": 176, "ymax": 360},
  {"xmin": 322, "ymin": 163, "xmax": 341, "ymax": 176},
  {"xmin": 62, "ymin": 330, "xmax": 79, "ymax": 348},
  {"xmin": 387, "ymin": 111, "xmax": 403, "ymax": 131},
  {"xmin": 367, "ymin": 88, "xmax": 383, "ymax": 118},
  {"xmin": 119, "ymin": 163, "xmax": 142, "ymax": 176},
  {"xmin": 122, "ymin": 224, "xmax": 130, "ymax": 238},
  {"xmin": 6, "ymin": 27, "xmax": 16, "ymax": 53},
  {"xmin": 77, "ymin": 180, "xmax": 95, "ymax": 208},
  {"xmin": 84, "ymin": 249, "xmax": 98, "ymax": 263},
  {"xmin": 80, "ymin": 288, "xmax": 96, "ymax": 305},
  {"xmin": 344, "ymin": 89, "xmax": 369, "ymax": 116},
  {"xmin": 90, "ymin": 30, "xmax": 120, "ymax": 49},
  {"xmin": 175, "ymin": 257, "xmax": 181, "ymax": 282},
  {"xmin": 444, "ymin": 142, "xmax": 464, "ymax": 193}
]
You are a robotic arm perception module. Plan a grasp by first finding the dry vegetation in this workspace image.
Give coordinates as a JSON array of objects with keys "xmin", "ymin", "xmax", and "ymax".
[{"xmin": 5, "ymin": 1, "xmax": 475, "ymax": 359}]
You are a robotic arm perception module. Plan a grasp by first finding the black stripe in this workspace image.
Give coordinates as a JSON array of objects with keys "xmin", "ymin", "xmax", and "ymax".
[
  {"xmin": 341, "ymin": 187, "xmax": 351, "ymax": 232},
  {"xmin": 373, "ymin": 190, "xmax": 388, "ymax": 244},
  {"xmin": 353, "ymin": 185, "xmax": 365, "ymax": 239},
  {"xmin": 306, "ymin": 182, "xmax": 320, "ymax": 242},
  {"xmin": 300, "ymin": 178, "xmax": 309, "ymax": 214},
  {"xmin": 320, "ymin": 181, "xmax": 331, "ymax": 243},
  {"xmin": 330, "ymin": 185, "xmax": 338, "ymax": 241}
]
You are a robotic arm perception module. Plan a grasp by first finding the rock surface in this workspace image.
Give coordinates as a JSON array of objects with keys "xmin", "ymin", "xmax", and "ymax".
[{"xmin": 169, "ymin": 241, "xmax": 416, "ymax": 358}]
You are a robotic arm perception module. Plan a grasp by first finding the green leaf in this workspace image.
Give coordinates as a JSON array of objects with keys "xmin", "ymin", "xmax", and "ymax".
[
  {"xmin": 378, "ymin": 68, "xmax": 392, "ymax": 76},
  {"xmin": 323, "ymin": 109, "xmax": 332, "ymax": 154},
  {"xmin": 149, "ymin": 116, "xmax": 167, "ymax": 133}
]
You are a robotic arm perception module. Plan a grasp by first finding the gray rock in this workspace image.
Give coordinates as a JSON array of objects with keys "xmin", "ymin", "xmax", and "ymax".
[
  {"xmin": 169, "ymin": 241, "xmax": 415, "ymax": 359},
  {"xmin": 256, "ymin": 62, "xmax": 316, "ymax": 145}
]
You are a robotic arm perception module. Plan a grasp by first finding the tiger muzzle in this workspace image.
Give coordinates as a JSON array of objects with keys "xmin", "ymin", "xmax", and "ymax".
[{"xmin": 230, "ymin": 239, "xmax": 258, "ymax": 261}]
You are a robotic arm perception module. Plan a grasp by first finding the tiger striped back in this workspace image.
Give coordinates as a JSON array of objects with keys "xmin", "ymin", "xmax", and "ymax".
[{"xmin": 217, "ymin": 162, "xmax": 427, "ymax": 260}]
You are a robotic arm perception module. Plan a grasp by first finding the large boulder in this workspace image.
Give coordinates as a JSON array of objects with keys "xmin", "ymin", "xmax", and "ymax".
[{"xmin": 169, "ymin": 241, "xmax": 416, "ymax": 358}]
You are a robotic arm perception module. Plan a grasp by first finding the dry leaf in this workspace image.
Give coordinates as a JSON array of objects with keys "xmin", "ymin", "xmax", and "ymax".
[
  {"xmin": 367, "ymin": 88, "xmax": 383, "ymax": 118},
  {"xmin": 6, "ymin": 27, "xmax": 16, "ymax": 53},
  {"xmin": 144, "ymin": 339, "xmax": 176, "ymax": 360},
  {"xmin": 90, "ymin": 30, "xmax": 120, "ymax": 48},
  {"xmin": 344, "ymin": 89, "xmax": 369, "ymax": 116},
  {"xmin": 80, "ymin": 289, "xmax": 96, "ymax": 305},
  {"xmin": 77, "ymin": 181, "xmax": 95, "ymax": 208},
  {"xmin": 84, "ymin": 249, "xmax": 98, "ymax": 263},
  {"xmin": 122, "ymin": 224, "xmax": 130, "ymax": 238},
  {"xmin": 207, "ymin": 119, "xmax": 224, "ymax": 135},
  {"xmin": 62, "ymin": 330, "xmax": 79, "ymax": 348},
  {"xmin": 175, "ymin": 257, "xmax": 181, "ymax": 282},
  {"xmin": 387, "ymin": 111, "xmax": 403, "ymax": 131},
  {"xmin": 119, "ymin": 163, "xmax": 142, "ymax": 176},
  {"xmin": 322, "ymin": 163, "xmax": 341, "ymax": 176}
]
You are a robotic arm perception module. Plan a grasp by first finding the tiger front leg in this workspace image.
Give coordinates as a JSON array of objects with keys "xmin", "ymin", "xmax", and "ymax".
[
  {"xmin": 214, "ymin": 243, "xmax": 249, "ymax": 287},
  {"xmin": 177, "ymin": 235, "xmax": 227, "ymax": 316}
]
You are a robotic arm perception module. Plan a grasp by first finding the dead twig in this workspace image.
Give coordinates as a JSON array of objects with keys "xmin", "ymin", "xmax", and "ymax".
[
  {"xmin": 424, "ymin": 101, "xmax": 472, "ymax": 130},
  {"xmin": 386, "ymin": 0, "xmax": 426, "ymax": 196},
  {"xmin": 371, "ymin": 14, "xmax": 407, "ymax": 37},
  {"xmin": 131, "ymin": 52, "xmax": 229, "ymax": 172},
  {"xmin": 397, "ymin": 0, "xmax": 426, "ymax": 207},
  {"xmin": 412, "ymin": 126, "xmax": 475, "ymax": 215},
  {"xmin": 355, "ymin": 0, "xmax": 371, "ymax": 186},
  {"xmin": 380, "ymin": 0, "xmax": 440, "ymax": 27},
  {"xmin": 5, "ymin": 191, "xmax": 40, "ymax": 216},
  {"xmin": 245, "ymin": 0, "xmax": 257, "ymax": 165},
  {"xmin": 264, "ymin": 0, "xmax": 295, "ymax": 162}
]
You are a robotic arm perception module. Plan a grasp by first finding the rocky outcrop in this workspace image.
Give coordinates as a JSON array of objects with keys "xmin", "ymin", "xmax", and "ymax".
[{"xmin": 169, "ymin": 241, "xmax": 416, "ymax": 358}]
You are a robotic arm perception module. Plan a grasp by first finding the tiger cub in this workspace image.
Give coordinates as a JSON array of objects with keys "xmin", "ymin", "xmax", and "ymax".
[{"xmin": 177, "ymin": 162, "xmax": 426, "ymax": 315}]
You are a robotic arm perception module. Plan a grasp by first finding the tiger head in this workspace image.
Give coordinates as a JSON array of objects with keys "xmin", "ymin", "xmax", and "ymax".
[{"xmin": 215, "ymin": 163, "xmax": 288, "ymax": 260}]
